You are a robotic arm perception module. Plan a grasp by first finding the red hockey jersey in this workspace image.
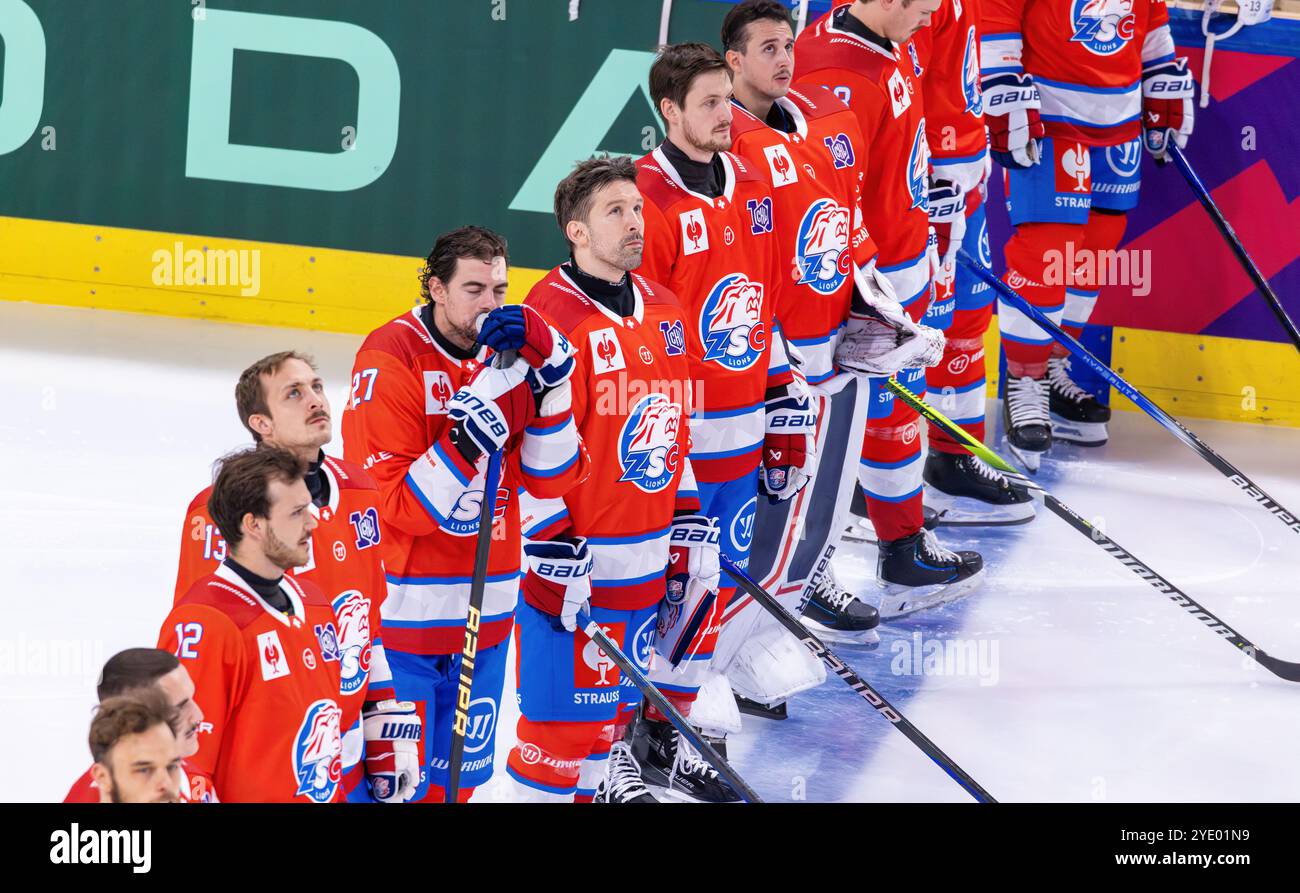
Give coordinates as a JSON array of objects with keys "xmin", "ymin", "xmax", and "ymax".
[
  {"xmin": 636, "ymin": 147, "xmax": 792, "ymax": 482},
  {"xmin": 63, "ymin": 760, "xmax": 218, "ymax": 803},
  {"xmin": 982, "ymin": 0, "xmax": 1173, "ymax": 146},
  {"xmin": 521, "ymin": 268, "xmax": 698, "ymax": 611},
  {"xmin": 729, "ymin": 86, "xmax": 876, "ymax": 385},
  {"xmin": 918, "ymin": 0, "xmax": 988, "ymax": 191},
  {"xmin": 342, "ymin": 307, "xmax": 587, "ymax": 655},
  {"xmin": 795, "ymin": 6, "xmax": 934, "ymax": 310},
  {"xmin": 159, "ymin": 567, "xmax": 345, "ymax": 803},
  {"xmin": 173, "ymin": 454, "xmax": 393, "ymax": 794}
]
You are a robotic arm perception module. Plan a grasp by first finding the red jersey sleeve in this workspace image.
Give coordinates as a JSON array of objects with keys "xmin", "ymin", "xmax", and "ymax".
[
  {"xmin": 173, "ymin": 493, "xmax": 224, "ymax": 606},
  {"xmin": 158, "ymin": 604, "xmax": 246, "ymax": 776},
  {"xmin": 982, "ymin": 0, "xmax": 1026, "ymax": 36}
]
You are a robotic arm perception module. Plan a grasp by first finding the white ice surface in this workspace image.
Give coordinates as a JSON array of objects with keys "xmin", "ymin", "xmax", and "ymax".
[{"xmin": 4, "ymin": 302, "xmax": 1298, "ymax": 803}]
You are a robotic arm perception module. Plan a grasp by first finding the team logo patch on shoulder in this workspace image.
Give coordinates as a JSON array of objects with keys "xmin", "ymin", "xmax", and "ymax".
[
  {"xmin": 589, "ymin": 327, "xmax": 626, "ymax": 374},
  {"xmin": 1070, "ymin": 0, "xmax": 1136, "ymax": 56},
  {"xmin": 618, "ymin": 394, "xmax": 682, "ymax": 493},
  {"xmin": 961, "ymin": 27, "xmax": 983, "ymax": 115},
  {"xmin": 906, "ymin": 122, "xmax": 929, "ymax": 211},
  {"xmin": 796, "ymin": 199, "xmax": 852, "ymax": 294},
  {"xmin": 907, "ymin": 42, "xmax": 924, "ymax": 78},
  {"xmin": 424, "ymin": 370, "xmax": 454, "ymax": 415},
  {"xmin": 331, "ymin": 590, "xmax": 373, "ymax": 696},
  {"xmin": 293, "ymin": 699, "xmax": 342, "ymax": 803},
  {"xmin": 887, "ymin": 69, "xmax": 911, "ymax": 118},
  {"xmin": 659, "ymin": 319, "xmax": 686, "ymax": 356},
  {"xmin": 349, "ymin": 507, "xmax": 381, "ymax": 549},
  {"xmin": 257, "ymin": 630, "xmax": 289, "ymax": 681},
  {"xmin": 824, "ymin": 133, "xmax": 855, "ymax": 169},
  {"xmin": 699, "ymin": 274, "xmax": 767, "ymax": 370},
  {"xmin": 763, "ymin": 143, "xmax": 798, "ymax": 187},
  {"xmin": 680, "ymin": 208, "xmax": 709, "ymax": 255},
  {"xmin": 747, "ymin": 196, "xmax": 773, "ymax": 235}
]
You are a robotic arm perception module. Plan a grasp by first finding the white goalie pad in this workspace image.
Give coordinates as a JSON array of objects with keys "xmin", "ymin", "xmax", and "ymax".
[
  {"xmin": 727, "ymin": 626, "xmax": 826, "ymax": 707},
  {"xmin": 684, "ymin": 670, "xmax": 743, "ymax": 738}
]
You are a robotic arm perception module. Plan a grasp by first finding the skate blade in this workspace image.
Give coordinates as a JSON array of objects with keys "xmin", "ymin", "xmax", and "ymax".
[
  {"xmin": 645, "ymin": 782, "xmax": 743, "ymax": 805},
  {"xmin": 1001, "ymin": 436, "xmax": 1044, "ymax": 474},
  {"xmin": 874, "ymin": 570, "xmax": 985, "ymax": 620},
  {"xmin": 841, "ymin": 518, "xmax": 879, "ymax": 545},
  {"xmin": 1049, "ymin": 414, "xmax": 1108, "ymax": 446},
  {"xmin": 800, "ymin": 615, "xmax": 882, "ymax": 648},
  {"xmin": 922, "ymin": 485, "xmax": 1036, "ymax": 527}
]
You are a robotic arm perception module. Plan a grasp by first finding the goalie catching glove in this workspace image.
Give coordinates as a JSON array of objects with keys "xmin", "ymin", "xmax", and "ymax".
[
  {"xmin": 362, "ymin": 700, "xmax": 423, "ymax": 803},
  {"xmin": 835, "ymin": 263, "xmax": 945, "ymax": 377}
]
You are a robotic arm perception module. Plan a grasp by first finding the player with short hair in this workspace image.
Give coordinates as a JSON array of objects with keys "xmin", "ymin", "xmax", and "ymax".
[
  {"xmin": 160, "ymin": 447, "xmax": 349, "ymax": 803},
  {"xmin": 343, "ymin": 226, "xmax": 588, "ymax": 802},
  {"xmin": 174, "ymin": 350, "xmax": 419, "ymax": 803},
  {"xmin": 86, "ymin": 688, "xmax": 183, "ymax": 804},
  {"xmin": 65, "ymin": 649, "xmax": 216, "ymax": 803}
]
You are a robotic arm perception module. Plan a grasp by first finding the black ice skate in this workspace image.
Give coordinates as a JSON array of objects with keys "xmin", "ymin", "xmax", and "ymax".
[
  {"xmin": 592, "ymin": 740, "xmax": 659, "ymax": 803},
  {"xmin": 799, "ymin": 566, "xmax": 882, "ymax": 646},
  {"xmin": 843, "ymin": 485, "xmax": 944, "ymax": 544},
  {"xmin": 874, "ymin": 529, "xmax": 983, "ymax": 619},
  {"xmin": 1002, "ymin": 374, "xmax": 1052, "ymax": 472},
  {"xmin": 634, "ymin": 716, "xmax": 742, "ymax": 803},
  {"xmin": 1047, "ymin": 356, "xmax": 1110, "ymax": 446},
  {"xmin": 923, "ymin": 450, "xmax": 1035, "ymax": 527}
]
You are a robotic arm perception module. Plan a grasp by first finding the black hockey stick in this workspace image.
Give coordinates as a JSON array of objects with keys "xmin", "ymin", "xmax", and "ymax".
[
  {"xmin": 574, "ymin": 609, "xmax": 764, "ymax": 803},
  {"xmin": 718, "ymin": 557, "xmax": 996, "ymax": 803},
  {"xmin": 887, "ymin": 377, "xmax": 1300, "ymax": 684},
  {"xmin": 958, "ymin": 249, "xmax": 1300, "ymax": 540},
  {"xmin": 1166, "ymin": 144, "xmax": 1300, "ymax": 354}
]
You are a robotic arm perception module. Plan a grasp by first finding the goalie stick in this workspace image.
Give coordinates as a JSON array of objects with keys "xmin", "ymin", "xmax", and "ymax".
[
  {"xmin": 886, "ymin": 377, "xmax": 1300, "ymax": 684},
  {"xmin": 718, "ymin": 557, "xmax": 996, "ymax": 803},
  {"xmin": 958, "ymin": 249, "xmax": 1300, "ymax": 541},
  {"xmin": 575, "ymin": 609, "xmax": 763, "ymax": 803}
]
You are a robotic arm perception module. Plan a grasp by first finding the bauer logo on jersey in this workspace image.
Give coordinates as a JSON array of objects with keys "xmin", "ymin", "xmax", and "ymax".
[
  {"xmin": 423, "ymin": 370, "xmax": 454, "ymax": 416},
  {"xmin": 618, "ymin": 393, "xmax": 681, "ymax": 493},
  {"xmin": 961, "ymin": 27, "xmax": 983, "ymax": 115},
  {"xmin": 293, "ymin": 699, "xmax": 343, "ymax": 803},
  {"xmin": 796, "ymin": 199, "xmax": 852, "ymax": 294},
  {"xmin": 349, "ymin": 507, "xmax": 381, "ymax": 550},
  {"xmin": 331, "ymin": 590, "xmax": 373, "ymax": 696},
  {"xmin": 763, "ymin": 143, "xmax": 798, "ymax": 187},
  {"xmin": 257, "ymin": 630, "xmax": 290, "ymax": 681},
  {"xmin": 1056, "ymin": 142, "xmax": 1093, "ymax": 193},
  {"xmin": 445, "ymin": 485, "xmax": 509, "ymax": 536},
  {"xmin": 1070, "ymin": 0, "xmax": 1137, "ymax": 56},
  {"xmin": 680, "ymin": 208, "xmax": 709, "ymax": 255},
  {"xmin": 887, "ymin": 69, "xmax": 911, "ymax": 118},
  {"xmin": 907, "ymin": 123, "xmax": 929, "ymax": 211},
  {"xmin": 747, "ymin": 196, "xmax": 773, "ymax": 235},
  {"xmin": 699, "ymin": 274, "xmax": 768, "ymax": 369},
  {"xmin": 659, "ymin": 319, "xmax": 686, "ymax": 357},
  {"xmin": 824, "ymin": 133, "xmax": 855, "ymax": 170},
  {"xmin": 588, "ymin": 327, "xmax": 626, "ymax": 374}
]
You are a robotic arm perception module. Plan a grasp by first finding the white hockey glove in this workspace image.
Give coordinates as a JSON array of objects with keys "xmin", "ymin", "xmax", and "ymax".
[
  {"xmin": 1141, "ymin": 57, "xmax": 1195, "ymax": 158},
  {"xmin": 761, "ymin": 376, "xmax": 818, "ymax": 504},
  {"xmin": 362, "ymin": 700, "xmax": 423, "ymax": 803},
  {"xmin": 521, "ymin": 536, "xmax": 593, "ymax": 633},
  {"xmin": 446, "ymin": 356, "xmax": 536, "ymax": 455},
  {"xmin": 658, "ymin": 514, "xmax": 722, "ymax": 667},
  {"xmin": 927, "ymin": 177, "xmax": 967, "ymax": 269},
  {"xmin": 836, "ymin": 264, "xmax": 946, "ymax": 377}
]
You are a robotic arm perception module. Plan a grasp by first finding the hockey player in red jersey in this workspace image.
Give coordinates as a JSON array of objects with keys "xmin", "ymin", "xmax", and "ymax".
[
  {"xmin": 796, "ymin": 0, "xmax": 985, "ymax": 617},
  {"xmin": 64, "ymin": 648, "xmax": 217, "ymax": 803},
  {"xmin": 83, "ymin": 689, "xmax": 184, "ymax": 803},
  {"xmin": 500, "ymin": 156, "xmax": 714, "ymax": 804},
  {"xmin": 160, "ymin": 447, "xmax": 347, "ymax": 803},
  {"xmin": 632, "ymin": 42, "xmax": 815, "ymax": 798},
  {"xmin": 912, "ymin": 0, "xmax": 1036, "ymax": 526},
  {"xmin": 981, "ymin": 0, "xmax": 1194, "ymax": 468},
  {"xmin": 343, "ymin": 226, "xmax": 588, "ymax": 802}
]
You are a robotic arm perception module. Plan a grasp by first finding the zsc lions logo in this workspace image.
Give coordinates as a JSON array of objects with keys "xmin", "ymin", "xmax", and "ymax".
[
  {"xmin": 445, "ymin": 486, "xmax": 508, "ymax": 537},
  {"xmin": 1070, "ymin": 0, "xmax": 1136, "ymax": 56},
  {"xmin": 796, "ymin": 199, "xmax": 851, "ymax": 295},
  {"xmin": 331, "ymin": 590, "xmax": 373, "ymax": 696},
  {"xmin": 293, "ymin": 699, "xmax": 342, "ymax": 803},
  {"xmin": 906, "ymin": 121, "xmax": 929, "ymax": 211},
  {"xmin": 618, "ymin": 394, "xmax": 681, "ymax": 493},
  {"xmin": 961, "ymin": 26, "xmax": 983, "ymax": 115},
  {"xmin": 699, "ymin": 274, "xmax": 767, "ymax": 369}
]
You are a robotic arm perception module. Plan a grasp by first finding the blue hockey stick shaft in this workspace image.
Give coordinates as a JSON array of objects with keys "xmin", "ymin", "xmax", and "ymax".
[{"xmin": 957, "ymin": 249, "xmax": 1300, "ymax": 540}]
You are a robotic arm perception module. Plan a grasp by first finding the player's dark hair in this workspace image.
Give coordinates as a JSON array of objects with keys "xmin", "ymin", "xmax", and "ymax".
[
  {"xmin": 553, "ymin": 155, "xmax": 640, "ymax": 249},
  {"xmin": 649, "ymin": 42, "xmax": 732, "ymax": 123},
  {"xmin": 89, "ymin": 688, "xmax": 178, "ymax": 765},
  {"xmin": 207, "ymin": 446, "xmax": 307, "ymax": 551},
  {"xmin": 97, "ymin": 648, "xmax": 180, "ymax": 702},
  {"xmin": 418, "ymin": 226, "xmax": 509, "ymax": 304},
  {"xmin": 721, "ymin": 0, "xmax": 793, "ymax": 53},
  {"xmin": 235, "ymin": 350, "xmax": 319, "ymax": 443}
]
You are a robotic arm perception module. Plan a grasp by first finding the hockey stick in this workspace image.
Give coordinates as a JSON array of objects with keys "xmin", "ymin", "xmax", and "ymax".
[
  {"xmin": 1165, "ymin": 144, "xmax": 1300, "ymax": 354},
  {"xmin": 886, "ymin": 377, "xmax": 1300, "ymax": 684},
  {"xmin": 717, "ymin": 557, "xmax": 996, "ymax": 803},
  {"xmin": 445, "ymin": 443, "xmax": 504, "ymax": 803},
  {"xmin": 957, "ymin": 249, "xmax": 1300, "ymax": 540},
  {"xmin": 574, "ymin": 609, "xmax": 764, "ymax": 803}
]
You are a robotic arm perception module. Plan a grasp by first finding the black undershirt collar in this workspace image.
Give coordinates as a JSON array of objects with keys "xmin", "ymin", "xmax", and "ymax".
[
  {"xmin": 420, "ymin": 302, "xmax": 480, "ymax": 362},
  {"xmin": 661, "ymin": 139, "xmax": 726, "ymax": 200},
  {"xmin": 834, "ymin": 4, "xmax": 894, "ymax": 53},
  {"xmin": 734, "ymin": 97, "xmax": 796, "ymax": 135},
  {"xmin": 224, "ymin": 557, "xmax": 292, "ymax": 615},
  {"xmin": 305, "ymin": 450, "xmax": 330, "ymax": 510},
  {"xmin": 562, "ymin": 260, "xmax": 635, "ymax": 318}
]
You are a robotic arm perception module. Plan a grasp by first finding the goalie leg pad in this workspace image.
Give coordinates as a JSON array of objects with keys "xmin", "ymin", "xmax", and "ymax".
[{"xmin": 727, "ymin": 626, "xmax": 828, "ymax": 706}]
